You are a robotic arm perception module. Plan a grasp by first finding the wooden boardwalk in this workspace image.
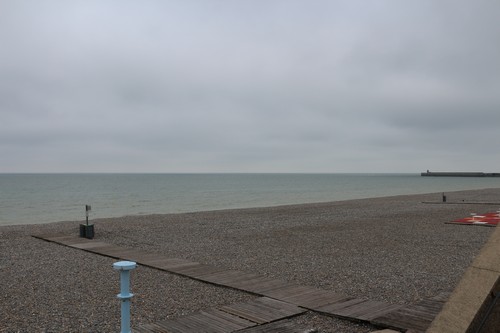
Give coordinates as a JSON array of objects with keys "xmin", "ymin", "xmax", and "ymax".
[
  {"xmin": 371, "ymin": 292, "xmax": 449, "ymax": 333},
  {"xmin": 33, "ymin": 234, "xmax": 447, "ymax": 332},
  {"xmin": 134, "ymin": 298, "xmax": 307, "ymax": 333}
]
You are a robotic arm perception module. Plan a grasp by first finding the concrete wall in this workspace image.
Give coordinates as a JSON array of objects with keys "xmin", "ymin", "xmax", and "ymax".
[{"xmin": 427, "ymin": 225, "xmax": 500, "ymax": 333}]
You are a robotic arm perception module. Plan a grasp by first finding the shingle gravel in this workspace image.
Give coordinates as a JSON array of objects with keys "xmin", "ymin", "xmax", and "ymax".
[{"xmin": 1, "ymin": 189, "xmax": 498, "ymax": 332}]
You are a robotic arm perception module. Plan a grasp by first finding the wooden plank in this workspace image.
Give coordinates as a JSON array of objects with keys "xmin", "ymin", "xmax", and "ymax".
[
  {"xmin": 254, "ymin": 297, "xmax": 305, "ymax": 317},
  {"xmin": 237, "ymin": 320, "xmax": 312, "ymax": 333},
  {"xmin": 70, "ymin": 241, "xmax": 111, "ymax": 249},
  {"xmin": 326, "ymin": 298, "xmax": 376, "ymax": 317},
  {"xmin": 315, "ymin": 297, "xmax": 365, "ymax": 314},
  {"xmin": 212, "ymin": 272, "xmax": 263, "ymax": 288},
  {"xmin": 326, "ymin": 299, "xmax": 403, "ymax": 321},
  {"xmin": 292, "ymin": 290, "xmax": 352, "ymax": 310},
  {"xmin": 196, "ymin": 269, "xmax": 247, "ymax": 282},
  {"xmin": 219, "ymin": 304, "xmax": 268, "ymax": 324},
  {"xmin": 174, "ymin": 314, "xmax": 227, "ymax": 333},
  {"xmin": 132, "ymin": 324, "xmax": 163, "ymax": 333},
  {"xmin": 264, "ymin": 284, "xmax": 351, "ymax": 309},
  {"xmin": 207, "ymin": 271, "xmax": 258, "ymax": 287},
  {"xmin": 259, "ymin": 284, "xmax": 312, "ymax": 299},
  {"xmin": 417, "ymin": 298, "xmax": 446, "ymax": 310},
  {"xmin": 143, "ymin": 257, "xmax": 199, "ymax": 270},
  {"xmin": 371, "ymin": 299, "xmax": 445, "ymax": 333},
  {"xmin": 178, "ymin": 310, "xmax": 255, "ymax": 333},
  {"xmin": 236, "ymin": 278, "xmax": 292, "ymax": 295},
  {"xmin": 198, "ymin": 270, "xmax": 252, "ymax": 285},
  {"xmin": 165, "ymin": 261, "xmax": 208, "ymax": 273},
  {"xmin": 175, "ymin": 264, "xmax": 228, "ymax": 278},
  {"xmin": 402, "ymin": 306, "xmax": 440, "ymax": 321},
  {"xmin": 134, "ymin": 309, "xmax": 256, "ymax": 333},
  {"xmin": 199, "ymin": 309, "xmax": 257, "ymax": 331},
  {"xmin": 224, "ymin": 276, "xmax": 286, "ymax": 292},
  {"xmin": 45, "ymin": 235, "xmax": 83, "ymax": 243},
  {"xmin": 404, "ymin": 299, "xmax": 445, "ymax": 319},
  {"xmin": 354, "ymin": 302, "xmax": 404, "ymax": 321},
  {"xmin": 372, "ymin": 310, "xmax": 431, "ymax": 332},
  {"xmin": 165, "ymin": 262, "xmax": 211, "ymax": 274},
  {"xmin": 85, "ymin": 245, "xmax": 130, "ymax": 257},
  {"xmin": 144, "ymin": 257, "xmax": 195, "ymax": 267},
  {"xmin": 90, "ymin": 245, "xmax": 129, "ymax": 254},
  {"xmin": 178, "ymin": 314, "xmax": 230, "ymax": 333},
  {"xmin": 218, "ymin": 297, "xmax": 305, "ymax": 324},
  {"xmin": 212, "ymin": 272, "xmax": 260, "ymax": 286},
  {"xmin": 137, "ymin": 322, "xmax": 174, "ymax": 333},
  {"xmin": 55, "ymin": 239, "xmax": 94, "ymax": 247}
]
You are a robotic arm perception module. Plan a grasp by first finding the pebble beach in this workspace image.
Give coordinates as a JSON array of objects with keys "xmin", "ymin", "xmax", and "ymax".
[{"xmin": 1, "ymin": 188, "xmax": 499, "ymax": 332}]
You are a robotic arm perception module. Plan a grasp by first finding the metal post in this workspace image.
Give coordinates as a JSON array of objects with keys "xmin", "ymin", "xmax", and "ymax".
[
  {"xmin": 113, "ymin": 261, "xmax": 137, "ymax": 333},
  {"xmin": 86, "ymin": 205, "xmax": 91, "ymax": 226}
]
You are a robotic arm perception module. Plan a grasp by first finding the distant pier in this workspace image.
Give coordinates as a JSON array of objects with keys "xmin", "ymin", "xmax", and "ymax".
[{"xmin": 421, "ymin": 171, "xmax": 500, "ymax": 177}]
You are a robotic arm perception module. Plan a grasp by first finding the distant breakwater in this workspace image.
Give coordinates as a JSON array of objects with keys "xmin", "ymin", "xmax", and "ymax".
[{"xmin": 421, "ymin": 171, "xmax": 500, "ymax": 177}]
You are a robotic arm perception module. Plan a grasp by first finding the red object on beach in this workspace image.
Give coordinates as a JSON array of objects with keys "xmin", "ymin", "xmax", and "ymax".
[{"xmin": 448, "ymin": 212, "xmax": 500, "ymax": 227}]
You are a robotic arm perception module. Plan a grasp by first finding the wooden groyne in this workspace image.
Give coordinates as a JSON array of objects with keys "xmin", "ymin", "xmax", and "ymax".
[{"xmin": 421, "ymin": 171, "xmax": 500, "ymax": 177}]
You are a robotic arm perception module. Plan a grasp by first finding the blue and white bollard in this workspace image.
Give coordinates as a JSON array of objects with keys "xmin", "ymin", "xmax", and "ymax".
[{"xmin": 113, "ymin": 261, "xmax": 137, "ymax": 333}]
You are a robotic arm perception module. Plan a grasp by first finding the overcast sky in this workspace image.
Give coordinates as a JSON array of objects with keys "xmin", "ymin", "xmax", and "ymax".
[{"xmin": 1, "ymin": 1, "xmax": 499, "ymax": 173}]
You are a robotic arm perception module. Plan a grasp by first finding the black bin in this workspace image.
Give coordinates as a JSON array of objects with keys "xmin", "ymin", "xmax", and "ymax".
[{"xmin": 79, "ymin": 224, "xmax": 95, "ymax": 239}]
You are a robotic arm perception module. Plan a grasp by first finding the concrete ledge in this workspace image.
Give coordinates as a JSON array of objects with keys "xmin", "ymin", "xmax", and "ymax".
[
  {"xmin": 427, "ymin": 225, "xmax": 500, "ymax": 333},
  {"xmin": 467, "ymin": 277, "xmax": 500, "ymax": 333}
]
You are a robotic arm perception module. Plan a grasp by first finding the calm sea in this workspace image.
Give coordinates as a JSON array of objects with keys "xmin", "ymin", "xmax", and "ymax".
[{"xmin": 1, "ymin": 173, "xmax": 500, "ymax": 226}]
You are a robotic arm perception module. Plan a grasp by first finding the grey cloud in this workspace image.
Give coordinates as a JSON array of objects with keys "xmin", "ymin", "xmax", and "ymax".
[{"xmin": 1, "ymin": 0, "xmax": 500, "ymax": 172}]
